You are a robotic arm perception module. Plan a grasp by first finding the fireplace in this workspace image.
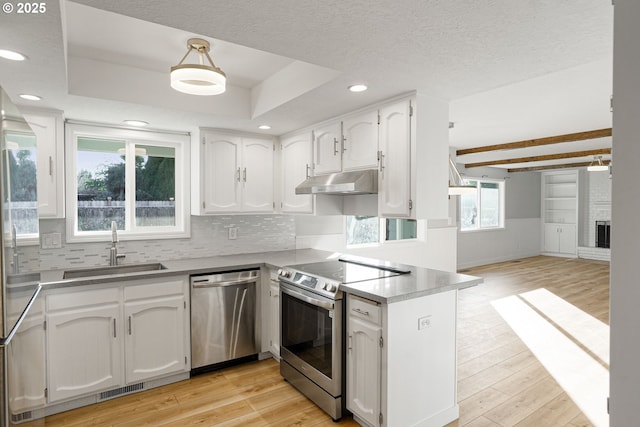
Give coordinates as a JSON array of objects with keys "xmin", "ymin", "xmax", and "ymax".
[{"xmin": 596, "ymin": 220, "xmax": 611, "ymax": 248}]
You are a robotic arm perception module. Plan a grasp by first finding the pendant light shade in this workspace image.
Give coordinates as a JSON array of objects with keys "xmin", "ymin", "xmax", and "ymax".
[
  {"xmin": 171, "ymin": 38, "xmax": 226, "ymax": 96},
  {"xmin": 587, "ymin": 155, "xmax": 609, "ymax": 172},
  {"xmin": 448, "ymin": 157, "xmax": 476, "ymax": 196}
]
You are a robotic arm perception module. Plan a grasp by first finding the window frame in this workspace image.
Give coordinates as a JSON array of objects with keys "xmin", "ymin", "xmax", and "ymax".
[
  {"xmin": 65, "ymin": 123, "xmax": 190, "ymax": 242},
  {"xmin": 459, "ymin": 177, "xmax": 505, "ymax": 233},
  {"xmin": 345, "ymin": 216, "xmax": 420, "ymax": 247}
]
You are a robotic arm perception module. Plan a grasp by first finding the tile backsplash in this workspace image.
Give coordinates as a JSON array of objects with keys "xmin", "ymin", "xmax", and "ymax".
[{"xmin": 29, "ymin": 215, "xmax": 296, "ymax": 272}]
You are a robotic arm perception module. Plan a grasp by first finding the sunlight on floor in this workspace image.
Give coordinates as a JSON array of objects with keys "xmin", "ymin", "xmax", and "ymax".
[{"xmin": 492, "ymin": 290, "xmax": 609, "ymax": 427}]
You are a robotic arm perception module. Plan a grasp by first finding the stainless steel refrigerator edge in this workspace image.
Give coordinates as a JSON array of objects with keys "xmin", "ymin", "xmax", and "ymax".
[{"xmin": 190, "ymin": 269, "xmax": 260, "ymax": 372}]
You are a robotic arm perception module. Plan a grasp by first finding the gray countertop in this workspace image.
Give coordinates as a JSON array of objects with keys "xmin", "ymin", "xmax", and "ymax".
[{"xmin": 3, "ymin": 248, "xmax": 482, "ymax": 343}]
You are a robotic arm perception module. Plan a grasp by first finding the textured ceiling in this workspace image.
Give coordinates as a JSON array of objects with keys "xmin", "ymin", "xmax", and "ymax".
[{"xmin": 0, "ymin": 0, "xmax": 614, "ymax": 168}]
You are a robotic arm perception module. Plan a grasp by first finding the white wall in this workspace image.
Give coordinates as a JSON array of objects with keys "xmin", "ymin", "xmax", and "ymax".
[
  {"xmin": 455, "ymin": 165, "xmax": 541, "ymax": 269},
  {"xmin": 610, "ymin": 2, "xmax": 639, "ymax": 424}
]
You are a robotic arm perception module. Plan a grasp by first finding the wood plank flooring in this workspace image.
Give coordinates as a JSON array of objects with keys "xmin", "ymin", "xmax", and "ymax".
[{"xmin": 42, "ymin": 255, "xmax": 609, "ymax": 427}]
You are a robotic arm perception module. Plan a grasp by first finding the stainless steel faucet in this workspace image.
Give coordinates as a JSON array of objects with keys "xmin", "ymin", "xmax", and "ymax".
[
  {"xmin": 10, "ymin": 224, "xmax": 18, "ymax": 274},
  {"xmin": 109, "ymin": 221, "xmax": 125, "ymax": 266}
]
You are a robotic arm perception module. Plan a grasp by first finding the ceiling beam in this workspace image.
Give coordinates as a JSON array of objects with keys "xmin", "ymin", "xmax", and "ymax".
[
  {"xmin": 456, "ymin": 128, "xmax": 612, "ymax": 156},
  {"xmin": 508, "ymin": 160, "xmax": 611, "ymax": 173},
  {"xmin": 464, "ymin": 148, "xmax": 611, "ymax": 168}
]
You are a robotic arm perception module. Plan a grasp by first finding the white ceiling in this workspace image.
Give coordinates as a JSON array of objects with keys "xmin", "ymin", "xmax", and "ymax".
[{"xmin": 0, "ymin": 0, "xmax": 614, "ymax": 170}]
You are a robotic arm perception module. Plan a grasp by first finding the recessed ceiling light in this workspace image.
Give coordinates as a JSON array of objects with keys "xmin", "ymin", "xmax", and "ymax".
[
  {"xmin": 0, "ymin": 49, "xmax": 26, "ymax": 61},
  {"xmin": 258, "ymin": 125, "xmax": 271, "ymax": 130},
  {"xmin": 124, "ymin": 120, "xmax": 149, "ymax": 127},
  {"xmin": 19, "ymin": 94, "xmax": 41, "ymax": 101},
  {"xmin": 348, "ymin": 84, "xmax": 368, "ymax": 93}
]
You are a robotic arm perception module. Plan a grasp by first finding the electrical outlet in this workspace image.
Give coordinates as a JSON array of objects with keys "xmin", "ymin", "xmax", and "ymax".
[
  {"xmin": 41, "ymin": 232, "xmax": 62, "ymax": 249},
  {"xmin": 228, "ymin": 227, "xmax": 238, "ymax": 240},
  {"xmin": 418, "ymin": 316, "xmax": 431, "ymax": 331}
]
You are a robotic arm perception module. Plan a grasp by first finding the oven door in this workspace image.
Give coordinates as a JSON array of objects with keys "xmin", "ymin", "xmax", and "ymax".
[{"xmin": 280, "ymin": 282, "xmax": 342, "ymax": 397}]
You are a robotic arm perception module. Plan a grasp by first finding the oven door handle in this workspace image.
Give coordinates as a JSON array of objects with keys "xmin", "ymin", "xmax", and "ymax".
[{"xmin": 281, "ymin": 286, "xmax": 334, "ymax": 311}]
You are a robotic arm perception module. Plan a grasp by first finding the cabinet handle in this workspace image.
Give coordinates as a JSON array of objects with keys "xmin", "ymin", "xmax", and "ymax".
[
  {"xmin": 128, "ymin": 316, "xmax": 132, "ymax": 335},
  {"xmin": 352, "ymin": 307, "xmax": 370, "ymax": 316},
  {"xmin": 378, "ymin": 151, "xmax": 385, "ymax": 172},
  {"xmin": 113, "ymin": 318, "xmax": 116, "ymax": 338},
  {"xmin": 348, "ymin": 334, "xmax": 352, "ymax": 351},
  {"xmin": 236, "ymin": 167, "xmax": 241, "ymax": 182},
  {"xmin": 243, "ymin": 167, "xmax": 247, "ymax": 182},
  {"xmin": 49, "ymin": 156, "xmax": 53, "ymax": 177},
  {"xmin": 306, "ymin": 164, "xmax": 311, "ymax": 179},
  {"xmin": 333, "ymin": 137, "xmax": 339, "ymax": 155},
  {"xmin": 342, "ymin": 136, "xmax": 347, "ymax": 152}
]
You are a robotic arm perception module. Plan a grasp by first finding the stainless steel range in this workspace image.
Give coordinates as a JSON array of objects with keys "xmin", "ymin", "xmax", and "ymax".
[{"xmin": 278, "ymin": 257, "xmax": 409, "ymax": 420}]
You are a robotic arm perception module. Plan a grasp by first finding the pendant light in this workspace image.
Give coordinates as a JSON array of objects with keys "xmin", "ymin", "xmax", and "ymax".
[
  {"xmin": 448, "ymin": 156, "xmax": 476, "ymax": 196},
  {"xmin": 170, "ymin": 38, "xmax": 226, "ymax": 96},
  {"xmin": 587, "ymin": 155, "xmax": 608, "ymax": 172}
]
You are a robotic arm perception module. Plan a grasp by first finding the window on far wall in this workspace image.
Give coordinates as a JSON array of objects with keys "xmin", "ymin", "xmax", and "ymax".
[
  {"xmin": 66, "ymin": 123, "xmax": 189, "ymax": 241},
  {"xmin": 460, "ymin": 179, "xmax": 505, "ymax": 231},
  {"xmin": 345, "ymin": 216, "xmax": 418, "ymax": 246}
]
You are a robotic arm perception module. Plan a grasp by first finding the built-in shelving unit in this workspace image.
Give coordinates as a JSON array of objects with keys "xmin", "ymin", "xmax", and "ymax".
[{"xmin": 542, "ymin": 171, "xmax": 578, "ymax": 256}]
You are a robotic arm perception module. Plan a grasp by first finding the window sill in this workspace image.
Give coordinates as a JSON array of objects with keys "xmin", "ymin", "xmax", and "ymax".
[
  {"xmin": 66, "ymin": 229, "xmax": 190, "ymax": 243},
  {"xmin": 459, "ymin": 226, "xmax": 506, "ymax": 234}
]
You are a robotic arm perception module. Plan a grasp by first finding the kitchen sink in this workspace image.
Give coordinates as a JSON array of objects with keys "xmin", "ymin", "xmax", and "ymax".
[
  {"xmin": 7, "ymin": 272, "xmax": 41, "ymax": 285},
  {"xmin": 63, "ymin": 263, "xmax": 168, "ymax": 279}
]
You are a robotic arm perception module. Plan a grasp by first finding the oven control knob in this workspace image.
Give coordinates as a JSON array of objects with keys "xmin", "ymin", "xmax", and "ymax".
[
  {"xmin": 326, "ymin": 283, "xmax": 337, "ymax": 292},
  {"xmin": 278, "ymin": 268, "xmax": 291, "ymax": 278}
]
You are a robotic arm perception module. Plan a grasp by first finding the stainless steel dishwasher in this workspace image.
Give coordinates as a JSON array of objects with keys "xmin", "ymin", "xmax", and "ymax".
[{"xmin": 190, "ymin": 269, "xmax": 260, "ymax": 373}]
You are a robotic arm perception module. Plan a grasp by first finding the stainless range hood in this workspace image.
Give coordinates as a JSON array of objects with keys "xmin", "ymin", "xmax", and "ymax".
[{"xmin": 295, "ymin": 169, "xmax": 378, "ymax": 195}]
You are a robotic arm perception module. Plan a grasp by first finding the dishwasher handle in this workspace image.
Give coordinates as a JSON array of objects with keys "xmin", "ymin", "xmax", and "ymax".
[{"xmin": 191, "ymin": 277, "xmax": 258, "ymax": 288}]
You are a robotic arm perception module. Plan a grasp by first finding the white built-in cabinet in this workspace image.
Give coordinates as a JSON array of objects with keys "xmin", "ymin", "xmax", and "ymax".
[
  {"xmin": 123, "ymin": 281, "xmax": 188, "ymax": 384},
  {"xmin": 201, "ymin": 130, "xmax": 274, "ymax": 213},
  {"xmin": 268, "ymin": 277, "xmax": 280, "ymax": 358},
  {"xmin": 280, "ymin": 131, "xmax": 313, "ymax": 213},
  {"xmin": 312, "ymin": 121, "xmax": 342, "ymax": 175},
  {"xmin": 22, "ymin": 110, "xmax": 65, "ymax": 218},
  {"xmin": 541, "ymin": 171, "xmax": 578, "ymax": 256},
  {"xmin": 346, "ymin": 290, "xmax": 458, "ymax": 427},
  {"xmin": 6, "ymin": 292, "xmax": 46, "ymax": 415},
  {"xmin": 341, "ymin": 110, "xmax": 379, "ymax": 171},
  {"xmin": 378, "ymin": 99, "xmax": 412, "ymax": 217},
  {"xmin": 347, "ymin": 295, "xmax": 382, "ymax": 427},
  {"xmin": 46, "ymin": 278, "xmax": 190, "ymax": 403}
]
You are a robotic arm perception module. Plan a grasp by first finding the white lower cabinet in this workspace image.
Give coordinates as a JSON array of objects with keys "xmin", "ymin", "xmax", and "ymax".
[
  {"xmin": 346, "ymin": 295, "xmax": 381, "ymax": 427},
  {"xmin": 268, "ymin": 281, "xmax": 280, "ymax": 357},
  {"xmin": 123, "ymin": 280, "xmax": 188, "ymax": 384},
  {"xmin": 544, "ymin": 223, "xmax": 577, "ymax": 255},
  {"xmin": 46, "ymin": 277, "xmax": 190, "ymax": 404},
  {"xmin": 46, "ymin": 288, "xmax": 122, "ymax": 403},
  {"xmin": 346, "ymin": 290, "xmax": 459, "ymax": 427}
]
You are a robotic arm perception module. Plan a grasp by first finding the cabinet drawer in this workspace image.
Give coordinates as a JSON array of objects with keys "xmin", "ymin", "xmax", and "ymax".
[
  {"xmin": 124, "ymin": 280, "xmax": 185, "ymax": 301},
  {"xmin": 348, "ymin": 295, "xmax": 381, "ymax": 325},
  {"xmin": 47, "ymin": 287, "xmax": 119, "ymax": 311}
]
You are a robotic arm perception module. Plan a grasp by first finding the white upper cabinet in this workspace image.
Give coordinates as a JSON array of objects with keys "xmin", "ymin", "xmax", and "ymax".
[
  {"xmin": 22, "ymin": 110, "xmax": 65, "ymax": 218},
  {"xmin": 312, "ymin": 122, "xmax": 342, "ymax": 175},
  {"xmin": 280, "ymin": 131, "xmax": 313, "ymax": 213},
  {"xmin": 201, "ymin": 130, "xmax": 274, "ymax": 214},
  {"xmin": 342, "ymin": 111, "xmax": 379, "ymax": 171},
  {"xmin": 378, "ymin": 99, "xmax": 412, "ymax": 217},
  {"xmin": 242, "ymin": 138, "xmax": 275, "ymax": 212}
]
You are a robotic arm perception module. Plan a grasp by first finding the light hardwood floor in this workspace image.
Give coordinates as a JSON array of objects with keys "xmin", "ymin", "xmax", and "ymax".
[{"xmin": 42, "ymin": 255, "xmax": 608, "ymax": 427}]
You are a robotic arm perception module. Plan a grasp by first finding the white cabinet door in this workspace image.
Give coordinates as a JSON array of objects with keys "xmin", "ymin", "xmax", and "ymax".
[
  {"xmin": 559, "ymin": 224, "xmax": 577, "ymax": 254},
  {"xmin": 242, "ymin": 138, "xmax": 274, "ymax": 212},
  {"xmin": 544, "ymin": 224, "xmax": 560, "ymax": 252},
  {"xmin": 202, "ymin": 134, "xmax": 242, "ymax": 213},
  {"xmin": 47, "ymin": 303, "xmax": 122, "ymax": 402},
  {"xmin": 23, "ymin": 111, "xmax": 64, "ymax": 218},
  {"xmin": 124, "ymin": 295, "xmax": 187, "ymax": 384},
  {"xmin": 312, "ymin": 122, "xmax": 342, "ymax": 175},
  {"xmin": 347, "ymin": 315, "xmax": 381, "ymax": 427},
  {"xmin": 342, "ymin": 111, "xmax": 379, "ymax": 171},
  {"xmin": 7, "ymin": 305, "xmax": 45, "ymax": 414},
  {"xmin": 268, "ymin": 282, "xmax": 280, "ymax": 357},
  {"xmin": 378, "ymin": 100, "xmax": 412, "ymax": 217},
  {"xmin": 280, "ymin": 132, "xmax": 313, "ymax": 213}
]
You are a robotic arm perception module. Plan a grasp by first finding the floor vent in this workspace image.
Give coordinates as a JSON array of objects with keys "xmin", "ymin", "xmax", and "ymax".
[
  {"xmin": 11, "ymin": 410, "xmax": 33, "ymax": 423},
  {"xmin": 98, "ymin": 382, "xmax": 144, "ymax": 401}
]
